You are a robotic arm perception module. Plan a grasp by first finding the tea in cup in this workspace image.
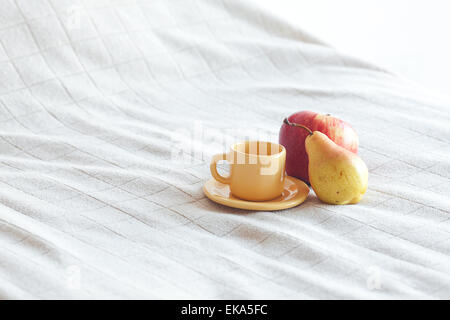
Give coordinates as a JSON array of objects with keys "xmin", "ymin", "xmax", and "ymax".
[{"xmin": 210, "ymin": 141, "xmax": 286, "ymax": 201}]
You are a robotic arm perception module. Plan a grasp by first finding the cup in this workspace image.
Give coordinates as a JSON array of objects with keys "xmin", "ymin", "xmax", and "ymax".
[{"xmin": 210, "ymin": 141, "xmax": 286, "ymax": 201}]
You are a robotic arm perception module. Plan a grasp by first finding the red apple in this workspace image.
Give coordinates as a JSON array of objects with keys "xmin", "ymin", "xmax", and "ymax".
[{"xmin": 279, "ymin": 111, "xmax": 359, "ymax": 184}]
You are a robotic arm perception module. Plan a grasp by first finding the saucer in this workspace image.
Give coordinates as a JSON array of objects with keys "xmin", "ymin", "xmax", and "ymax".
[{"xmin": 203, "ymin": 176, "xmax": 309, "ymax": 211}]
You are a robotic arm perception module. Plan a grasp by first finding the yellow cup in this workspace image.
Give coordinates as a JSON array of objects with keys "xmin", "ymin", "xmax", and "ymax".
[{"xmin": 210, "ymin": 141, "xmax": 286, "ymax": 201}]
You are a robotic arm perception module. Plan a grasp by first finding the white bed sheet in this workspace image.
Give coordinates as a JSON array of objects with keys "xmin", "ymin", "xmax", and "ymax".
[{"xmin": 0, "ymin": 0, "xmax": 449, "ymax": 299}]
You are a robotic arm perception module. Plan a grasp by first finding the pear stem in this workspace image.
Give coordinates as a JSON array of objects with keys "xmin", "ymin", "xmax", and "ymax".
[{"xmin": 283, "ymin": 118, "xmax": 313, "ymax": 135}]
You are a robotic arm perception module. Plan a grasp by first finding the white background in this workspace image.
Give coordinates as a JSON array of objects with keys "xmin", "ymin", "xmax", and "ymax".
[{"xmin": 259, "ymin": 0, "xmax": 450, "ymax": 98}]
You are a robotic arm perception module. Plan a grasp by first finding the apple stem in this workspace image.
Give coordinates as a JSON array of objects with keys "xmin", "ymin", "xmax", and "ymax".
[{"xmin": 283, "ymin": 118, "xmax": 313, "ymax": 135}]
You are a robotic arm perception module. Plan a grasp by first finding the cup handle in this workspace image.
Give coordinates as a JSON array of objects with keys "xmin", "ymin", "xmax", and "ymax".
[{"xmin": 210, "ymin": 153, "xmax": 231, "ymax": 184}]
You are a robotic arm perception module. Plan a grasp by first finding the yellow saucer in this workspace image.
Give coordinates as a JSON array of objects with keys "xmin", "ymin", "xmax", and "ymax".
[{"xmin": 203, "ymin": 176, "xmax": 309, "ymax": 211}]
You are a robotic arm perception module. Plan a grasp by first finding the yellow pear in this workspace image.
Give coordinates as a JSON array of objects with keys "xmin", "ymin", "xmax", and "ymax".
[{"xmin": 305, "ymin": 130, "xmax": 368, "ymax": 205}]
